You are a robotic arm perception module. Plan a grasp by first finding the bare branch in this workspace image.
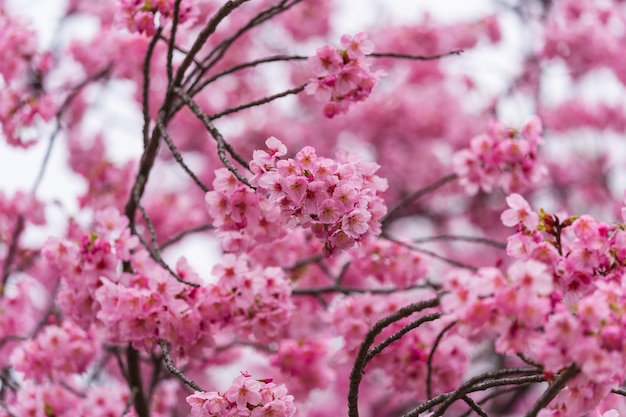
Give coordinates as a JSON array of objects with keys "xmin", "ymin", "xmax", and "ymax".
[
  {"xmin": 382, "ymin": 232, "xmax": 478, "ymax": 271},
  {"xmin": 370, "ymin": 50, "xmax": 464, "ymax": 61},
  {"xmin": 365, "ymin": 312, "xmax": 443, "ymax": 364},
  {"xmin": 412, "ymin": 235, "xmax": 506, "ymax": 250},
  {"xmin": 173, "ymin": 87, "xmax": 253, "ymax": 187},
  {"xmin": 161, "ymin": 223, "xmax": 214, "ymax": 249},
  {"xmin": 427, "ymin": 320, "xmax": 457, "ymax": 398},
  {"xmin": 523, "ymin": 365, "xmax": 579, "ymax": 417},
  {"xmin": 142, "ymin": 28, "xmax": 163, "ymax": 148},
  {"xmin": 381, "ymin": 173, "xmax": 458, "ymax": 227},
  {"xmin": 159, "ymin": 340, "xmax": 205, "ymax": 392},
  {"xmin": 155, "ymin": 117, "xmax": 210, "ymax": 192}
]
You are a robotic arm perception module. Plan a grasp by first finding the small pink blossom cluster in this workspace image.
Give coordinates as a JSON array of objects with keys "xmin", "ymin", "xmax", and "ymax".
[
  {"xmin": 210, "ymin": 254, "xmax": 293, "ymax": 343},
  {"xmin": 250, "ymin": 137, "xmax": 388, "ymax": 257},
  {"xmin": 452, "ymin": 116, "xmax": 546, "ymax": 195},
  {"xmin": 117, "ymin": 0, "xmax": 194, "ymax": 35},
  {"xmin": 305, "ymin": 32, "xmax": 384, "ymax": 118},
  {"xmin": 269, "ymin": 338, "xmax": 333, "ymax": 398},
  {"xmin": 43, "ymin": 208, "xmax": 215, "ymax": 358},
  {"xmin": 330, "ymin": 293, "xmax": 468, "ymax": 397},
  {"xmin": 10, "ymin": 321, "xmax": 99, "ymax": 383},
  {"xmin": 342, "ymin": 237, "xmax": 430, "ymax": 289},
  {"xmin": 205, "ymin": 168, "xmax": 285, "ymax": 254},
  {"xmin": 187, "ymin": 372, "xmax": 296, "ymax": 417}
]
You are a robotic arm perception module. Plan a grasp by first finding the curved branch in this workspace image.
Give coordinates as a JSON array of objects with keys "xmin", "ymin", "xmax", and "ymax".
[
  {"xmin": 426, "ymin": 320, "xmax": 457, "ymax": 398},
  {"xmin": 348, "ymin": 296, "xmax": 441, "ymax": 417},
  {"xmin": 412, "ymin": 235, "xmax": 506, "ymax": 250},
  {"xmin": 523, "ymin": 365, "xmax": 579, "ymax": 417},
  {"xmin": 159, "ymin": 340, "xmax": 205, "ymax": 392},
  {"xmin": 382, "ymin": 232, "xmax": 478, "ymax": 271},
  {"xmin": 365, "ymin": 312, "xmax": 443, "ymax": 363},
  {"xmin": 173, "ymin": 87, "xmax": 253, "ymax": 188},
  {"xmin": 381, "ymin": 173, "xmax": 458, "ymax": 227}
]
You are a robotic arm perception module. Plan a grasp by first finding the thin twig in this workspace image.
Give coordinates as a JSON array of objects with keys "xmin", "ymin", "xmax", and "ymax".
[
  {"xmin": 427, "ymin": 321, "xmax": 457, "ymax": 398},
  {"xmin": 161, "ymin": 223, "xmax": 214, "ymax": 249},
  {"xmin": 365, "ymin": 312, "xmax": 443, "ymax": 363},
  {"xmin": 155, "ymin": 117, "xmax": 210, "ymax": 192},
  {"xmin": 412, "ymin": 235, "xmax": 506, "ymax": 250},
  {"xmin": 142, "ymin": 28, "xmax": 163, "ymax": 148},
  {"xmin": 159, "ymin": 340, "xmax": 205, "ymax": 392},
  {"xmin": 381, "ymin": 173, "xmax": 458, "ymax": 226},
  {"xmin": 382, "ymin": 232, "xmax": 478, "ymax": 271},
  {"xmin": 292, "ymin": 283, "xmax": 431, "ymax": 296},
  {"xmin": 517, "ymin": 353, "xmax": 543, "ymax": 369},
  {"xmin": 135, "ymin": 230, "xmax": 200, "ymax": 288},
  {"xmin": 208, "ymin": 84, "xmax": 307, "ymax": 121},
  {"xmin": 370, "ymin": 50, "xmax": 464, "ymax": 61},
  {"xmin": 172, "ymin": 0, "xmax": 250, "ymax": 88},
  {"xmin": 173, "ymin": 87, "xmax": 253, "ymax": 187}
]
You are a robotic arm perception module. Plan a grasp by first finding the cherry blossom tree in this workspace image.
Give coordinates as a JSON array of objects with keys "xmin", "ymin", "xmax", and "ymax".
[{"xmin": 2, "ymin": 0, "xmax": 626, "ymax": 417}]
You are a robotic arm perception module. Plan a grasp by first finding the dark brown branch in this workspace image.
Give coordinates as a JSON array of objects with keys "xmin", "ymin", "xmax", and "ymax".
[
  {"xmin": 365, "ymin": 312, "xmax": 443, "ymax": 363},
  {"xmin": 611, "ymin": 388, "xmax": 626, "ymax": 397},
  {"xmin": 173, "ymin": 87, "xmax": 253, "ymax": 187},
  {"xmin": 382, "ymin": 173, "xmax": 458, "ymax": 226},
  {"xmin": 348, "ymin": 296, "xmax": 441, "ymax": 417},
  {"xmin": 404, "ymin": 370, "xmax": 545, "ymax": 417},
  {"xmin": 127, "ymin": 345, "xmax": 149, "ymax": 417},
  {"xmin": 155, "ymin": 117, "xmax": 210, "ymax": 192},
  {"xmin": 291, "ymin": 283, "xmax": 436, "ymax": 297},
  {"xmin": 462, "ymin": 395, "xmax": 490, "ymax": 417},
  {"xmin": 207, "ymin": 84, "xmax": 307, "ymax": 121},
  {"xmin": 142, "ymin": 28, "xmax": 162, "ymax": 148},
  {"xmin": 159, "ymin": 340, "xmax": 205, "ymax": 392},
  {"xmin": 382, "ymin": 232, "xmax": 478, "ymax": 271},
  {"xmin": 370, "ymin": 50, "xmax": 464, "ymax": 61},
  {"xmin": 412, "ymin": 235, "xmax": 506, "ymax": 250},
  {"xmin": 172, "ymin": 0, "xmax": 250, "ymax": 88},
  {"xmin": 523, "ymin": 365, "xmax": 579, "ymax": 417},
  {"xmin": 427, "ymin": 320, "xmax": 457, "ymax": 398},
  {"xmin": 188, "ymin": 0, "xmax": 303, "ymax": 90},
  {"xmin": 161, "ymin": 223, "xmax": 214, "ymax": 249},
  {"xmin": 167, "ymin": 0, "xmax": 183, "ymax": 85},
  {"xmin": 135, "ymin": 229, "xmax": 200, "ymax": 288},
  {"xmin": 189, "ymin": 54, "xmax": 308, "ymax": 96}
]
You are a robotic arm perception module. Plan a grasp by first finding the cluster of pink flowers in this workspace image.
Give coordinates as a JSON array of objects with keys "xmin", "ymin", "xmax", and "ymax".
[
  {"xmin": 249, "ymin": 137, "xmax": 388, "ymax": 256},
  {"xmin": 441, "ymin": 193, "xmax": 626, "ymax": 416},
  {"xmin": 187, "ymin": 372, "xmax": 296, "ymax": 417},
  {"xmin": 117, "ymin": 0, "xmax": 195, "ymax": 35},
  {"xmin": 210, "ymin": 254, "xmax": 293, "ymax": 344},
  {"xmin": 44, "ymin": 208, "xmax": 294, "ymax": 357},
  {"xmin": 305, "ymin": 32, "xmax": 384, "ymax": 118},
  {"xmin": 205, "ymin": 168, "xmax": 285, "ymax": 254},
  {"xmin": 452, "ymin": 116, "xmax": 546, "ymax": 195},
  {"xmin": 10, "ymin": 320, "xmax": 99, "ymax": 383}
]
